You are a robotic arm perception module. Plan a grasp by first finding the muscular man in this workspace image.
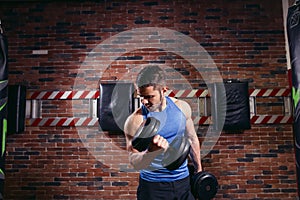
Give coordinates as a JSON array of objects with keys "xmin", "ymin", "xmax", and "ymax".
[{"xmin": 124, "ymin": 65, "xmax": 202, "ymax": 200}]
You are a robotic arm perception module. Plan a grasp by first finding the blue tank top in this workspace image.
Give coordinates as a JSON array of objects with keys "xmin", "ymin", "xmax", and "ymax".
[{"xmin": 140, "ymin": 96, "xmax": 189, "ymax": 182}]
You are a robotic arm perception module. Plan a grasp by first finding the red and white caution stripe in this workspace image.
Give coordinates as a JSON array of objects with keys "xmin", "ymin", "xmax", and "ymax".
[
  {"xmin": 193, "ymin": 116, "xmax": 211, "ymax": 125},
  {"xmin": 26, "ymin": 117, "xmax": 98, "ymax": 127},
  {"xmin": 250, "ymin": 115, "xmax": 293, "ymax": 124},
  {"xmin": 26, "ymin": 115, "xmax": 293, "ymax": 127},
  {"xmin": 27, "ymin": 91, "xmax": 100, "ymax": 100},
  {"xmin": 166, "ymin": 89, "xmax": 209, "ymax": 98},
  {"xmin": 167, "ymin": 88, "xmax": 290, "ymax": 98},
  {"xmin": 192, "ymin": 115, "xmax": 292, "ymax": 125},
  {"xmin": 26, "ymin": 88, "xmax": 290, "ymax": 100},
  {"xmin": 249, "ymin": 88, "xmax": 290, "ymax": 97},
  {"xmin": 25, "ymin": 88, "xmax": 293, "ymax": 126}
]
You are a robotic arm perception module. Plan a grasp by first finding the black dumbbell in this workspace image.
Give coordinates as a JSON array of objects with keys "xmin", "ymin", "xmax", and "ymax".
[
  {"xmin": 162, "ymin": 135, "xmax": 190, "ymax": 170},
  {"xmin": 191, "ymin": 171, "xmax": 218, "ymax": 200},
  {"xmin": 132, "ymin": 117, "xmax": 160, "ymax": 152},
  {"xmin": 132, "ymin": 117, "xmax": 190, "ymax": 170}
]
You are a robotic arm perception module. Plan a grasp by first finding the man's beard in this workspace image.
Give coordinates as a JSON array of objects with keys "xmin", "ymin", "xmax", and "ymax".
[
  {"xmin": 146, "ymin": 92, "xmax": 163, "ymax": 112},
  {"xmin": 147, "ymin": 103, "xmax": 162, "ymax": 112}
]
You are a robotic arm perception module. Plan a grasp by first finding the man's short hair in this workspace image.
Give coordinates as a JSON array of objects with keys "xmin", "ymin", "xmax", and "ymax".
[{"xmin": 136, "ymin": 65, "xmax": 166, "ymax": 89}]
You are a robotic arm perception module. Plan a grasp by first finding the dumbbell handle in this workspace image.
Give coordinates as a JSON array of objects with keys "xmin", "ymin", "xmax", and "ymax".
[
  {"xmin": 132, "ymin": 136, "xmax": 154, "ymax": 152},
  {"xmin": 132, "ymin": 117, "xmax": 160, "ymax": 152}
]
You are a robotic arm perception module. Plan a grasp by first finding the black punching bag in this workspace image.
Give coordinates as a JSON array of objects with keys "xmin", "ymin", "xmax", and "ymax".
[
  {"xmin": 287, "ymin": 2, "xmax": 300, "ymax": 197},
  {"xmin": 211, "ymin": 80, "xmax": 251, "ymax": 131},
  {"xmin": 7, "ymin": 85, "xmax": 26, "ymax": 134},
  {"xmin": 98, "ymin": 82, "xmax": 134, "ymax": 132},
  {"xmin": 0, "ymin": 23, "xmax": 8, "ymax": 199}
]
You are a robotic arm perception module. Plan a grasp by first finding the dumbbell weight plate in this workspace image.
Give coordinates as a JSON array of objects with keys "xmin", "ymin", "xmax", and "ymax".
[
  {"xmin": 192, "ymin": 171, "xmax": 218, "ymax": 200},
  {"xmin": 162, "ymin": 135, "xmax": 190, "ymax": 170},
  {"xmin": 132, "ymin": 117, "xmax": 160, "ymax": 152}
]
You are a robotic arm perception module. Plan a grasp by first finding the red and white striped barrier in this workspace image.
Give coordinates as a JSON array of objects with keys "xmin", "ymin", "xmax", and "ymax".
[
  {"xmin": 27, "ymin": 91, "xmax": 100, "ymax": 100},
  {"xmin": 25, "ymin": 88, "xmax": 293, "ymax": 126},
  {"xmin": 26, "ymin": 88, "xmax": 291, "ymax": 100},
  {"xmin": 27, "ymin": 89, "xmax": 209, "ymax": 100},
  {"xmin": 193, "ymin": 116, "xmax": 211, "ymax": 125},
  {"xmin": 248, "ymin": 88, "xmax": 290, "ymax": 97},
  {"xmin": 195, "ymin": 115, "xmax": 293, "ymax": 125},
  {"xmin": 26, "ymin": 117, "xmax": 98, "ymax": 127},
  {"xmin": 25, "ymin": 115, "xmax": 293, "ymax": 127},
  {"xmin": 166, "ymin": 89, "xmax": 209, "ymax": 98},
  {"xmin": 250, "ymin": 115, "xmax": 293, "ymax": 124},
  {"xmin": 167, "ymin": 88, "xmax": 291, "ymax": 97},
  {"xmin": 27, "ymin": 117, "xmax": 210, "ymax": 127}
]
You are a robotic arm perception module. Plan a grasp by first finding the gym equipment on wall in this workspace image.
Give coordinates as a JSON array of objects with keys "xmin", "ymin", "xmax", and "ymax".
[
  {"xmin": 287, "ymin": 2, "xmax": 300, "ymax": 197},
  {"xmin": 211, "ymin": 80, "xmax": 251, "ymax": 131},
  {"xmin": 7, "ymin": 85, "xmax": 26, "ymax": 134},
  {"xmin": 0, "ymin": 20, "xmax": 8, "ymax": 199},
  {"xmin": 98, "ymin": 82, "xmax": 134, "ymax": 132}
]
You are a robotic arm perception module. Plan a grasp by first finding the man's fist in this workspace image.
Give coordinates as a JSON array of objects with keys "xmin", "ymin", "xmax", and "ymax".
[{"xmin": 148, "ymin": 135, "xmax": 169, "ymax": 152}]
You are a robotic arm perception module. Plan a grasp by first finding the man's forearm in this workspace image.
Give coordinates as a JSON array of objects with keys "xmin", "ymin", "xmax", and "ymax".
[
  {"xmin": 129, "ymin": 150, "xmax": 161, "ymax": 170},
  {"xmin": 189, "ymin": 138, "xmax": 202, "ymax": 172}
]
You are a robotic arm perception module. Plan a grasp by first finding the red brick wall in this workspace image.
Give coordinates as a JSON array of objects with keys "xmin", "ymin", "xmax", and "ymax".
[{"xmin": 0, "ymin": 0, "xmax": 298, "ymax": 199}]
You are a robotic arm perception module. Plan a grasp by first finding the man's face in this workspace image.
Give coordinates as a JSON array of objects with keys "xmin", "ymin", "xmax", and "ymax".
[{"xmin": 138, "ymin": 86, "xmax": 164, "ymax": 112}]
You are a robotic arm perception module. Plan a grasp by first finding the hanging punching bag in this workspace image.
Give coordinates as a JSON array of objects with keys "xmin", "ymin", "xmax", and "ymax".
[
  {"xmin": 287, "ymin": 2, "xmax": 300, "ymax": 197},
  {"xmin": 0, "ymin": 22, "xmax": 8, "ymax": 199}
]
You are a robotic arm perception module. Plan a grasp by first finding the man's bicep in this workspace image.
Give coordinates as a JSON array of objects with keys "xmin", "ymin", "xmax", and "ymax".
[
  {"xmin": 178, "ymin": 99, "xmax": 192, "ymax": 120},
  {"xmin": 185, "ymin": 117, "xmax": 197, "ymax": 137},
  {"xmin": 124, "ymin": 115, "xmax": 136, "ymax": 150},
  {"xmin": 124, "ymin": 114, "xmax": 144, "ymax": 151}
]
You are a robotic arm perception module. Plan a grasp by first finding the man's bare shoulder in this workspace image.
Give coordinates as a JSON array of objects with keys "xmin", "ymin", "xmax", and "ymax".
[
  {"xmin": 169, "ymin": 97, "xmax": 192, "ymax": 119},
  {"xmin": 124, "ymin": 108, "xmax": 144, "ymax": 137}
]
